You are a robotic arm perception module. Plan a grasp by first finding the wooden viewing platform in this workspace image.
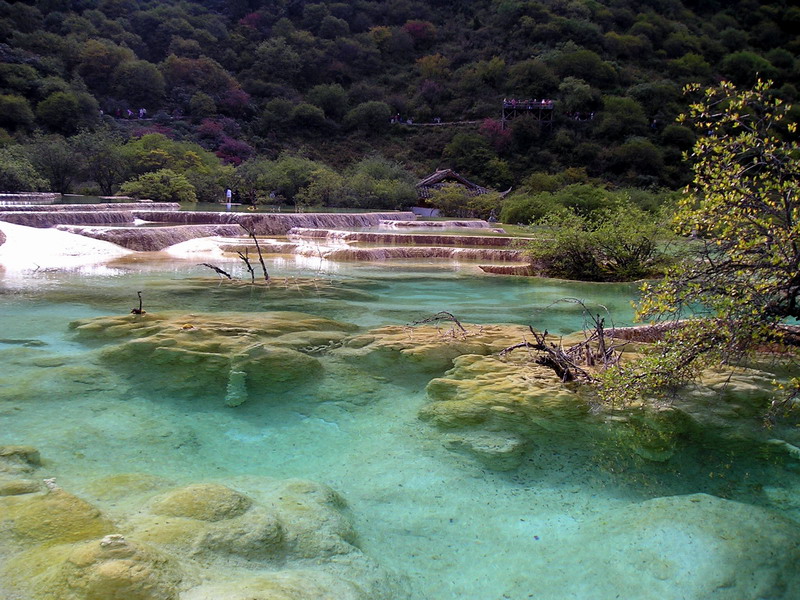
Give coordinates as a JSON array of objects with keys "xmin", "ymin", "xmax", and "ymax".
[{"xmin": 501, "ymin": 98, "xmax": 555, "ymax": 129}]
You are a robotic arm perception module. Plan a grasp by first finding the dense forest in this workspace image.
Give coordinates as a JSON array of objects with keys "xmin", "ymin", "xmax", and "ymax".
[{"xmin": 0, "ymin": 0, "xmax": 798, "ymax": 209}]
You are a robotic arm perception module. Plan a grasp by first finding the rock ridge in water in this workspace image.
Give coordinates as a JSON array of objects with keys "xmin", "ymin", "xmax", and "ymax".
[
  {"xmin": 287, "ymin": 227, "xmax": 530, "ymax": 247},
  {"xmin": 339, "ymin": 322, "xmax": 800, "ymax": 474},
  {"xmin": 69, "ymin": 311, "xmax": 358, "ymax": 405},
  {"xmin": 56, "ymin": 224, "xmax": 243, "ymax": 251},
  {"xmin": 312, "ymin": 245, "xmax": 525, "ymax": 262},
  {"xmin": 0, "ymin": 211, "xmax": 135, "ymax": 228},
  {"xmin": 379, "ymin": 219, "xmax": 505, "ymax": 232},
  {"xmin": 0, "ymin": 202, "xmax": 180, "ymax": 212}
]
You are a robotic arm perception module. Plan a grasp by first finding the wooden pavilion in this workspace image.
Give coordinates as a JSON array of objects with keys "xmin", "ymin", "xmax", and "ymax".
[{"xmin": 415, "ymin": 169, "xmax": 492, "ymax": 200}]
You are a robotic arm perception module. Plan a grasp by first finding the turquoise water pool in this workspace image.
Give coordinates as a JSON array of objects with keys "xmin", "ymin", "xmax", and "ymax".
[{"xmin": 2, "ymin": 256, "xmax": 799, "ymax": 599}]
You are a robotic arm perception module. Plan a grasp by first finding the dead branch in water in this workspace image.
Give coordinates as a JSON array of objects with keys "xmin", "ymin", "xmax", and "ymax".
[
  {"xmin": 130, "ymin": 290, "xmax": 146, "ymax": 315},
  {"xmin": 499, "ymin": 299, "xmax": 627, "ymax": 383},
  {"xmin": 236, "ymin": 250, "xmax": 255, "ymax": 283},
  {"xmin": 411, "ymin": 311, "xmax": 468, "ymax": 333},
  {"xmin": 240, "ymin": 222, "xmax": 269, "ymax": 282},
  {"xmin": 198, "ymin": 263, "xmax": 232, "ymax": 279}
]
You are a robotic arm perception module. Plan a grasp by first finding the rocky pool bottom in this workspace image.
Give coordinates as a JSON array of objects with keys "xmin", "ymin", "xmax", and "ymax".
[{"xmin": 1, "ymin": 258, "xmax": 800, "ymax": 600}]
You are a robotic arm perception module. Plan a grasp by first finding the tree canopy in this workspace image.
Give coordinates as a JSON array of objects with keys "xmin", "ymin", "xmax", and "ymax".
[
  {"xmin": 601, "ymin": 80, "xmax": 800, "ymax": 412},
  {"xmin": 0, "ymin": 0, "xmax": 797, "ymax": 195}
]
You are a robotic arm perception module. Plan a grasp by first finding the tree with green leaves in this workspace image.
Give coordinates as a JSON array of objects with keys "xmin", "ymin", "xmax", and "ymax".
[
  {"xmin": 120, "ymin": 168, "xmax": 197, "ymax": 203},
  {"xmin": 600, "ymin": 80, "xmax": 800, "ymax": 411},
  {"xmin": 0, "ymin": 147, "xmax": 46, "ymax": 192},
  {"xmin": 25, "ymin": 134, "xmax": 80, "ymax": 194}
]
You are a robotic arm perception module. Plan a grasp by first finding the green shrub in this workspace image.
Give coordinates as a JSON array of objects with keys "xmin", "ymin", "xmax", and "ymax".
[
  {"xmin": 0, "ymin": 147, "xmax": 47, "ymax": 192},
  {"xmin": 527, "ymin": 205, "xmax": 668, "ymax": 281},
  {"xmin": 499, "ymin": 192, "xmax": 560, "ymax": 224},
  {"xmin": 120, "ymin": 169, "xmax": 197, "ymax": 202}
]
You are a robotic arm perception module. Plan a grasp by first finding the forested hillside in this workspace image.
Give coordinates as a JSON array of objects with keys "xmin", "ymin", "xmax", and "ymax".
[{"xmin": 1, "ymin": 0, "xmax": 798, "ymax": 205}]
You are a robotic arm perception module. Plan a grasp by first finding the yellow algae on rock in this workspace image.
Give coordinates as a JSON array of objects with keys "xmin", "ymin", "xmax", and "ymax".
[
  {"xmin": 261, "ymin": 478, "xmax": 356, "ymax": 560},
  {"xmin": 181, "ymin": 569, "xmax": 382, "ymax": 600},
  {"xmin": 0, "ymin": 478, "xmax": 41, "ymax": 496},
  {"xmin": 39, "ymin": 535, "xmax": 183, "ymax": 600},
  {"xmin": 0, "ymin": 445, "xmax": 41, "ymax": 473},
  {"xmin": 69, "ymin": 311, "xmax": 357, "ymax": 403},
  {"xmin": 84, "ymin": 473, "xmax": 174, "ymax": 503},
  {"xmin": 0, "ymin": 488, "xmax": 115, "ymax": 547},
  {"xmin": 149, "ymin": 483, "xmax": 252, "ymax": 522},
  {"xmin": 133, "ymin": 506, "xmax": 285, "ymax": 563},
  {"xmin": 134, "ymin": 479, "xmax": 356, "ymax": 563},
  {"xmin": 337, "ymin": 323, "xmax": 535, "ymax": 374},
  {"xmin": 421, "ymin": 353, "xmax": 582, "ymax": 431}
]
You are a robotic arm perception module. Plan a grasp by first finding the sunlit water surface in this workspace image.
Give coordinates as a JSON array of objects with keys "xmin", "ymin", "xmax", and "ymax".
[{"xmin": 2, "ymin": 256, "xmax": 798, "ymax": 599}]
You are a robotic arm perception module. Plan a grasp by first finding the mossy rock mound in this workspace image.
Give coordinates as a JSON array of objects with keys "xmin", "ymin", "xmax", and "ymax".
[
  {"xmin": 70, "ymin": 311, "xmax": 357, "ymax": 404},
  {"xmin": 337, "ymin": 323, "xmax": 535, "ymax": 374},
  {"xmin": 43, "ymin": 535, "xmax": 183, "ymax": 600},
  {"xmin": 0, "ymin": 488, "xmax": 115, "ymax": 548},
  {"xmin": 132, "ymin": 479, "xmax": 355, "ymax": 564},
  {"xmin": 182, "ymin": 568, "xmax": 386, "ymax": 600},
  {"xmin": 537, "ymin": 493, "xmax": 800, "ymax": 599},
  {"xmin": 149, "ymin": 483, "xmax": 252, "ymax": 522}
]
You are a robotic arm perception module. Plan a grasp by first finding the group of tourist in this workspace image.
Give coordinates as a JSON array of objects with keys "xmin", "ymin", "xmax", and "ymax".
[
  {"xmin": 106, "ymin": 107, "xmax": 149, "ymax": 119},
  {"xmin": 502, "ymin": 98, "xmax": 555, "ymax": 109}
]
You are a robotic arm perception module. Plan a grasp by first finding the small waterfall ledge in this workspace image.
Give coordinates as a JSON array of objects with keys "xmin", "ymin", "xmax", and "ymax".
[
  {"xmin": 129, "ymin": 211, "xmax": 416, "ymax": 234},
  {"xmin": 287, "ymin": 227, "xmax": 532, "ymax": 248},
  {"xmin": 0, "ymin": 202, "xmax": 180, "ymax": 213}
]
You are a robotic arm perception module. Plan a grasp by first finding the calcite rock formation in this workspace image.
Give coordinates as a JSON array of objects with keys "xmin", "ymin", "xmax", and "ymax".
[
  {"xmin": 149, "ymin": 483, "xmax": 252, "ymax": 522},
  {"xmin": 0, "ymin": 445, "xmax": 42, "ymax": 496},
  {"xmin": 41, "ymin": 535, "xmax": 183, "ymax": 600},
  {"xmin": 70, "ymin": 311, "xmax": 357, "ymax": 405},
  {"xmin": 0, "ymin": 488, "xmax": 115, "ymax": 547},
  {"xmin": 337, "ymin": 322, "xmax": 534, "ymax": 374},
  {"xmin": 538, "ymin": 493, "xmax": 800, "ymax": 599},
  {"xmin": 0, "ymin": 447, "xmax": 405, "ymax": 600}
]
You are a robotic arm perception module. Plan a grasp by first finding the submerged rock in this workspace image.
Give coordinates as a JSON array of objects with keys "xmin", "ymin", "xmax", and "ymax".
[
  {"xmin": 337, "ymin": 322, "xmax": 533, "ymax": 374},
  {"xmin": 0, "ymin": 488, "xmax": 115, "ymax": 547},
  {"xmin": 444, "ymin": 431, "xmax": 529, "ymax": 471},
  {"xmin": 181, "ymin": 568, "xmax": 387, "ymax": 600},
  {"xmin": 70, "ymin": 311, "xmax": 357, "ymax": 404},
  {"xmin": 540, "ymin": 493, "xmax": 800, "ymax": 599},
  {"xmin": 0, "ymin": 448, "xmax": 406, "ymax": 599},
  {"xmin": 149, "ymin": 483, "xmax": 252, "ymax": 522},
  {"xmin": 39, "ymin": 535, "xmax": 183, "ymax": 600},
  {"xmin": 0, "ymin": 445, "xmax": 41, "ymax": 474}
]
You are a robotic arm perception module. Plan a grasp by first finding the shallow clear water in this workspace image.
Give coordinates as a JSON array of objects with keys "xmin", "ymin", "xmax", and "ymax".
[{"xmin": 2, "ymin": 256, "xmax": 799, "ymax": 599}]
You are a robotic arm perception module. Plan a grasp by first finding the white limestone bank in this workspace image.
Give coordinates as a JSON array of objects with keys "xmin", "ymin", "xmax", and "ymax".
[{"xmin": 0, "ymin": 221, "xmax": 132, "ymax": 272}]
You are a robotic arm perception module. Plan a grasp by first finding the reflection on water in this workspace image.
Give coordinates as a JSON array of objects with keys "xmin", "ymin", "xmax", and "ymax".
[{"xmin": 1, "ymin": 257, "xmax": 799, "ymax": 600}]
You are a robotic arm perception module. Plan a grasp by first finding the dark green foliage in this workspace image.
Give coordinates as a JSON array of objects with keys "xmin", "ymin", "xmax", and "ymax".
[
  {"xmin": 0, "ymin": 146, "xmax": 46, "ymax": 191},
  {"xmin": 527, "ymin": 205, "xmax": 668, "ymax": 282},
  {"xmin": 344, "ymin": 101, "xmax": 391, "ymax": 131},
  {"xmin": 0, "ymin": 94, "xmax": 34, "ymax": 131},
  {"xmin": 0, "ymin": 0, "xmax": 794, "ymax": 197},
  {"xmin": 112, "ymin": 60, "xmax": 165, "ymax": 110},
  {"xmin": 120, "ymin": 168, "xmax": 197, "ymax": 203},
  {"xmin": 35, "ymin": 91, "xmax": 98, "ymax": 135},
  {"xmin": 306, "ymin": 83, "xmax": 349, "ymax": 120}
]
